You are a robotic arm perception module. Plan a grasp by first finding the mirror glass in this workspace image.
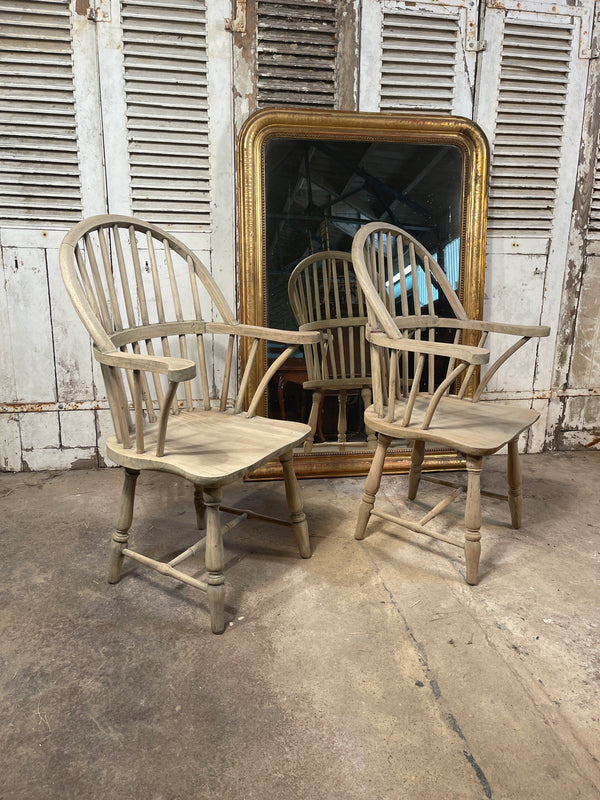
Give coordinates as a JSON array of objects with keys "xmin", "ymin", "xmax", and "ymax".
[{"xmin": 237, "ymin": 109, "xmax": 489, "ymax": 478}]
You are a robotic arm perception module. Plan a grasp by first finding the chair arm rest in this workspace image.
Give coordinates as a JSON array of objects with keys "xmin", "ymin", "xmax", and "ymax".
[
  {"xmin": 94, "ymin": 348, "xmax": 196, "ymax": 382},
  {"xmin": 233, "ymin": 323, "xmax": 321, "ymax": 345},
  {"xmin": 436, "ymin": 318, "xmax": 550, "ymax": 338},
  {"xmin": 368, "ymin": 331, "xmax": 489, "ymax": 365},
  {"xmin": 209, "ymin": 321, "xmax": 320, "ymax": 345}
]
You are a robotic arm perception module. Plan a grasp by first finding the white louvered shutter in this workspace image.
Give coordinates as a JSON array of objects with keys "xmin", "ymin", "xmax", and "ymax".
[
  {"xmin": 121, "ymin": 0, "xmax": 210, "ymax": 226},
  {"xmin": 588, "ymin": 144, "xmax": 600, "ymax": 243},
  {"xmin": 0, "ymin": 0, "xmax": 82, "ymax": 224},
  {"xmin": 380, "ymin": 10, "xmax": 460, "ymax": 113},
  {"xmin": 486, "ymin": 18, "xmax": 573, "ymax": 236},
  {"xmin": 256, "ymin": 0, "xmax": 338, "ymax": 108},
  {"xmin": 474, "ymin": 3, "xmax": 591, "ymax": 400},
  {"xmin": 359, "ymin": 0, "xmax": 477, "ymax": 116}
]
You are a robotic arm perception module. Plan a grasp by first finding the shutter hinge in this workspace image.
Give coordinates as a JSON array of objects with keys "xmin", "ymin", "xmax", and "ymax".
[
  {"xmin": 79, "ymin": 0, "xmax": 110, "ymax": 22},
  {"xmin": 225, "ymin": 0, "xmax": 246, "ymax": 33},
  {"xmin": 466, "ymin": 39, "xmax": 487, "ymax": 53}
]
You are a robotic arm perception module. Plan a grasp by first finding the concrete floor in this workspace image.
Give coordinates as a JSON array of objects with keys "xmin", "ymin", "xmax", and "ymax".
[{"xmin": 0, "ymin": 452, "xmax": 598, "ymax": 800}]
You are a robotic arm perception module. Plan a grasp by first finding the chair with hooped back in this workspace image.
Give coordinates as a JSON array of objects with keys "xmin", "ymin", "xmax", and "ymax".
[
  {"xmin": 60, "ymin": 215, "xmax": 320, "ymax": 633},
  {"xmin": 351, "ymin": 222, "xmax": 550, "ymax": 584},
  {"xmin": 288, "ymin": 251, "xmax": 376, "ymax": 453}
]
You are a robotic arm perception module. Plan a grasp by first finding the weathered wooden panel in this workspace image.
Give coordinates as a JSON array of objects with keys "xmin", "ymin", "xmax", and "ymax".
[
  {"xmin": 0, "ymin": 414, "xmax": 21, "ymax": 472},
  {"xmin": 2, "ymin": 246, "xmax": 56, "ymax": 403},
  {"xmin": 568, "ymin": 256, "xmax": 600, "ymax": 388},
  {"xmin": 483, "ymin": 251, "xmax": 547, "ymax": 393},
  {"xmin": 46, "ymin": 247, "xmax": 95, "ymax": 402}
]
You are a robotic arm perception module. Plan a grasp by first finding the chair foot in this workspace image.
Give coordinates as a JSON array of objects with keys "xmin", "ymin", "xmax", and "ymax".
[
  {"xmin": 407, "ymin": 440, "xmax": 425, "ymax": 501},
  {"xmin": 507, "ymin": 437, "xmax": 522, "ymax": 529},
  {"xmin": 108, "ymin": 468, "xmax": 139, "ymax": 584},
  {"xmin": 280, "ymin": 451, "xmax": 311, "ymax": 558},
  {"xmin": 355, "ymin": 435, "xmax": 391, "ymax": 540},
  {"xmin": 207, "ymin": 579, "xmax": 226, "ymax": 634},
  {"xmin": 464, "ymin": 456, "xmax": 483, "ymax": 585},
  {"xmin": 203, "ymin": 487, "xmax": 225, "ymax": 634}
]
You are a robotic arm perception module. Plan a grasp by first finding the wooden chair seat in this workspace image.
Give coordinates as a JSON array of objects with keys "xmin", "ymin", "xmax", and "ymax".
[
  {"xmin": 107, "ymin": 410, "xmax": 311, "ymax": 485},
  {"xmin": 302, "ymin": 377, "xmax": 372, "ymax": 392},
  {"xmin": 365, "ymin": 397, "xmax": 539, "ymax": 456}
]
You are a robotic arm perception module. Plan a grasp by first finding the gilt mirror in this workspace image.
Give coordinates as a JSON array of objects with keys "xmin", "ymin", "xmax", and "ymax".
[{"xmin": 237, "ymin": 109, "xmax": 489, "ymax": 478}]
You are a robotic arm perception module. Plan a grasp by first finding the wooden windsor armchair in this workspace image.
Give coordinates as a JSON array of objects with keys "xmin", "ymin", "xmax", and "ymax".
[
  {"xmin": 288, "ymin": 251, "xmax": 376, "ymax": 453},
  {"xmin": 351, "ymin": 222, "xmax": 550, "ymax": 584},
  {"xmin": 59, "ymin": 214, "xmax": 320, "ymax": 633}
]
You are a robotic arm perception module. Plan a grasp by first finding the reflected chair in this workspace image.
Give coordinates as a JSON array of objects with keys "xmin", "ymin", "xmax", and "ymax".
[
  {"xmin": 60, "ymin": 215, "xmax": 320, "ymax": 633},
  {"xmin": 288, "ymin": 250, "xmax": 376, "ymax": 453},
  {"xmin": 351, "ymin": 222, "xmax": 550, "ymax": 584}
]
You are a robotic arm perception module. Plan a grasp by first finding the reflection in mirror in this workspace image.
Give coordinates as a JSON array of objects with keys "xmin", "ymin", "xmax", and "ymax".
[
  {"xmin": 265, "ymin": 139, "xmax": 464, "ymax": 449},
  {"xmin": 237, "ymin": 109, "xmax": 489, "ymax": 477}
]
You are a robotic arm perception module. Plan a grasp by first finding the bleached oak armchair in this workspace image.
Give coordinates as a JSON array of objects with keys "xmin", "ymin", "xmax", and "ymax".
[
  {"xmin": 288, "ymin": 251, "xmax": 376, "ymax": 453},
  {"xmin": 351, "ymin": 222, "xmax": 550, "ymax": 584},
  {"xmin": 59, "ymin": 215, "xmax": 320, "ymax": 633}
]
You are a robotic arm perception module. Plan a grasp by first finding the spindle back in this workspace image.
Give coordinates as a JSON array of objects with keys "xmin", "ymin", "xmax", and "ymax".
[
  {"xmin": 352, "ymin": 222, "xmax": 482, "ymax": 421},
  {"xmin": 288, "ymin": 251, "xmax": 370, "ymax": 384},
  {"xmin": 60, "ymin": 215, "xmax": 253, "ymax": 448}
]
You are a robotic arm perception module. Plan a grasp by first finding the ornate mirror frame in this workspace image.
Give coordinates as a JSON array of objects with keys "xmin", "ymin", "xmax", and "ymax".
[{"xmin": 237, "ymin": 108, "xmax": 489, "ymax": 478}]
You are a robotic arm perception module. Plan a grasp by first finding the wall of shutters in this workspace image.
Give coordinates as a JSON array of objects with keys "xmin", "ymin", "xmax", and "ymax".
[
  {"xmin": 0, "ymin": 0, "xmax": 82, "ymax": 224},
  {"xmin": 1, "ymin": 0, "xmax": 599, "ymax": 469}
]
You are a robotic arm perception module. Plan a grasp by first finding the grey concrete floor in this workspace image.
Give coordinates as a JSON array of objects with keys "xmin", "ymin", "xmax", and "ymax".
[{"xmin": 0, "ymin": 451, "xmax": 598, "ymax": 800}]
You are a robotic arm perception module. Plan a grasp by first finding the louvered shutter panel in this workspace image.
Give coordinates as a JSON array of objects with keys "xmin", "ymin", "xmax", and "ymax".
[
  {"xmin": 257, "ymin": 0, "xmax": 337, "ymax": 108},
  {"xmin": 380, "ymin": 9, "xmax": 460, "ymax": 112},
  {"xmin": 0, "ymin": 0, "xmax": 82, "ymax": 224},
  {"xmin": 121, "ymin": 0, "xmax": 209, "ymax": 226},
  {"xmin": 487, "ymin": 19, "xmax": 572, "ymax": 235},
  {"xmin": 588, "ymin": 144, "xmax": 600, "ymax": 239}
]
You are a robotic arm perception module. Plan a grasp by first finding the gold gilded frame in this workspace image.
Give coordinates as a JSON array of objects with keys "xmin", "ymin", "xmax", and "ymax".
[{"xmin": 237, "ymin": 108, "xmax": 489, "ymax": 479}]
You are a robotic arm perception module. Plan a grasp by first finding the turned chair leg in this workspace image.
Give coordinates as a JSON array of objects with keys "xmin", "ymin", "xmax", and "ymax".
[
  {"xmin": 194, "ymin": 485, "xmax": 206, "ymax": 530},
  {"xmin": 507, "ymin": 436, "xmax": 522, "ymax": 529},
  {"xmin": 464, "ymin": 455, "xmax": 483, "ymax": 585},
  {"xmin": 280, "ymin": 450, "xmax": 311, "ymax": 558},
  {"xmin": 407, "ymin": 440, "xmax": 425, "ymax": 500},
  {"xmin": 203, "ymin": 487, "xmax": 225, "ymax": 634},
  {"xmin": 304, "ymin": 390, "xmax": 323, "ymax": 453},
  {"xmin": 355, "ymin": 434, "xmax": 392, "ymax": 540},
  {"xmin": 109, "ymin": 468, "xmax": 139, "ymax": 584},
  {"xmin": 361, "ymin": 386, "xmax": 377, "ymax": 448},
  {"xmin": 337, "ymin": 390, "xmax": 348, "ymax": 446}
]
